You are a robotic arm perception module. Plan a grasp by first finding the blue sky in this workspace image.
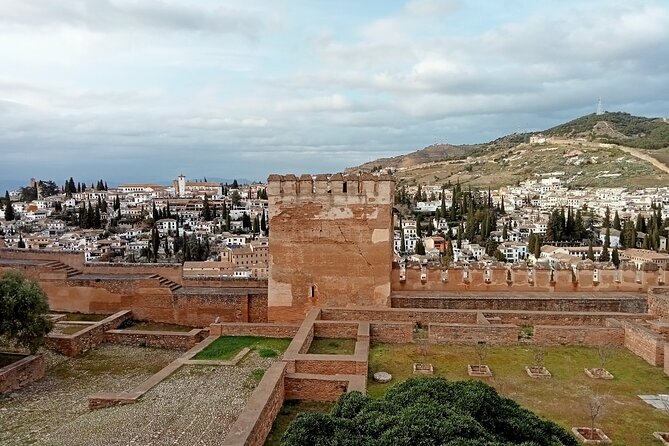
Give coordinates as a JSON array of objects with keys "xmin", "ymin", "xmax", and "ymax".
[{"xmin": 1, "ymin": 0, "xmax": 668, "ymax": 185}]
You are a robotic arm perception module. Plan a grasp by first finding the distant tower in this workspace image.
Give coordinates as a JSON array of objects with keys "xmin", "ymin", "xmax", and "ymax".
[
  {"xmin": 177, "ymin": 174, "xmax": 186, "ymax": 198},
  {"xmin": 596, "ymin": 97, "xmax": 603, "ymax": 116}
]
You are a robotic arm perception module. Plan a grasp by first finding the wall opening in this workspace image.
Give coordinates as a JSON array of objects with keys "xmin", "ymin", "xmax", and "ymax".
[{"xmin": 342, "ymin": 181, "xmax": 347, "ymax": 193}]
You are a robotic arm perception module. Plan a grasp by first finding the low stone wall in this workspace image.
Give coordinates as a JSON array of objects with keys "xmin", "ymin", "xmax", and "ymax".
[
  {"xmin": 482, "ymin": 310, "xmax": 643, "ymax": 327},
  {"xmin": 622, "ymin": 320, "xmax": 666, "ymax": 366},
  {"xmin": 0, "ymin": 354, "xmax": 45, "ymax": 394},
  {"xmin": 321, "ymin": 308, "xmax": 478, "ymax": 324},
  {"xmin": 428, "ymin": 323, "xmax": 519, "ymax": 345},
  {"xmin": 284, "ymin": 373, "xmax": 350, "ymax": 401},
  {"xmin": 370, "ymin": 322, "xmax": 414, "ymax": 343},
  {"xmin": 208, "ymin": 322, "xmax": 299, "ymax": 338},
  {"xmin": 649, "ymin": 287, "xmax": 669, "ymax": 319},
  {"xmin": 104, "ymin": 329, "xmax": 208, "ymax": 351},
  {"xmin": 533, "ymin": 325, "xmax": 625, "ymax": 346},
  {"xmin": 313, "ymin": 321, "xmax": 359, "ymax": 338},
  {"xmin": 45, "ymin": 310, "xmax": 131, "ymax": 357},
  {"xmin": 221, "ymin": 362, "xmax": 287, "ymax": 446}
]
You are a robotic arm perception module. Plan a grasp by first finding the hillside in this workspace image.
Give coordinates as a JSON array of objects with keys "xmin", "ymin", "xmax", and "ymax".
[{"xmin": 348, "ymin": 112, "xmax": 669, "ymax": 188}]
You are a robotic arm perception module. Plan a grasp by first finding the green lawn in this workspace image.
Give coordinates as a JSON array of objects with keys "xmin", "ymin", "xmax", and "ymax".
[
  {"xmin": 265, "ymin": 400, "xmax": 334, "ymax": 446},
  {"xmin": 368, "ymin": 344, "xmax": 669, "ymax": 446},
  {"xmin": 193, "ymin": 336, "xmax": 292, "ymax": 360},
  {"xmin": 306, "ymin": 338, "xmax": 357, "ymax": 355}
]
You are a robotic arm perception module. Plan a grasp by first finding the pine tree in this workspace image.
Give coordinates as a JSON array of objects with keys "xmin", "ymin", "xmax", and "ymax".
[{"xmin": 4, "ymin": 191, "xmax": 15, "ymax": 221}]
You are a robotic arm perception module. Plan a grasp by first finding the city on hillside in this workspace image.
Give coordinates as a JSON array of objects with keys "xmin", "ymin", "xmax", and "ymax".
[{"xmin": 2, "ymin": 172, "xmax": 669, "ymax": 275}]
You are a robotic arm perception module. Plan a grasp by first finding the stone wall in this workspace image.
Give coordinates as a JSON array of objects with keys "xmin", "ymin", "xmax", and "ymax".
[
  {"xmin": 533, "ymin": 325, "xmax": 625, "ymax": 346},
  {"xmin": 104, "ymin": 328, "xmax": 208, "ymax": 351},
  {"xmin": 370, "ymin": 322, "xmax": 414, "ymax": 343},
  {"xmin": 321, "ymin": 307, "xmax": 478, "ymax": 324},
  {"xmin": 267, "ymin": 174, "xmax": 394, "ymax": 315},
  {"xmin": 313, "ymin": 321, "xmax": 359, "ymax": 338},
  {"xmin": 209, "ymin": 323, "xmax": 299, "ymax": 338},
  {"xmin": 648, "ymin": 287, "xmax": 669, "ymax": 319},
  {"xmin": 428, "ymin": 323, "xmax": 519, "ymax": 345},
  {"xmin": 284, "ymin": 374, "xmax": 350, "ymax": 401},
  {"xmin": 393, "ymin": 263, "xmax": 660, "ymax": 293},
  {"xmin": 0, "ymin": 354, "xmax": 44, "ymax": 394},
  {"xmin": 45, "ymin": 310, "xmax": 131, "ymax": 356},
  {"xmin": 622, "ymin": 320, "xmax": 666, "ymax": 366},
  {"xmin": 221, "ymin": 362, "xmax": 287, "ymax": 446}
]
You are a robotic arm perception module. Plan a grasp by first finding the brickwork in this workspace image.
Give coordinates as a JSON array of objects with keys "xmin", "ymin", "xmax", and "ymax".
[
  {"xmin": 103, "ymin": 328, "xmax": 208, "ymax": 350},
  {"xmin": 393, "ymin": 263, "xmax": 659, "ymax": 293},
  {"xmin": 533, "ymin": 325, "xmax": 625, "ymax": 346},
  {"xmin": 284, "ymin": 374, "xmax": 350, "ymax": 401},
  {"xmin": 392, "ymin": 292, "xmax": 647, "ymax": 313},
  {"xmin": 208, "ymin": 323, "xmax": 299, "ymax": 338},
  {"xmin": 370, "ymin": 322, "xmax": 414, "ymax": 343},
  {"xmin": 267, "ymin": 174, "xmax": 394, "ymax": 316},
  {"xmin": 428, "ymin": 323, "xmax": 519, "ymax": 345},
  {"xmin": 0, "ymin": 354, "xmax": 44, "ymax": 394},
  {"xmin": 622, "ymin": 320, "xmax": 666, "ymax": 366},
  {"xmin": 321, "ymin": 307, "xmax": 478, "ymax": 324},
  {"xmin": 313, "ymin": 321, "xmax": 359, "ymax": 338},
  {"xmin": 45, "ymin": 310, "xmax": 131, "ymax": 356}
]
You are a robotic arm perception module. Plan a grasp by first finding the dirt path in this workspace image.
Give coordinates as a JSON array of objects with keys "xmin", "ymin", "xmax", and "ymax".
[{"xmin": 617, "ymin": 145, "xmax": 669, "ymax": 174}]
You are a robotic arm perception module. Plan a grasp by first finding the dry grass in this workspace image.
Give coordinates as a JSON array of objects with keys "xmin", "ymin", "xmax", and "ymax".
[
  {"xmin": 306, "ymin": 338, "xmax": 357, "ymax": 355},
  {"xmin": 368, "ymin": 344, "xmax": 669, "ymax": 446}
]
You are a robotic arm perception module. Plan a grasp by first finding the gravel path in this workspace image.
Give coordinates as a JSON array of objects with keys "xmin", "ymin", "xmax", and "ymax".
[{"xmin": 0, "ymin": 345, "xmax": 274, "ymax": 445}]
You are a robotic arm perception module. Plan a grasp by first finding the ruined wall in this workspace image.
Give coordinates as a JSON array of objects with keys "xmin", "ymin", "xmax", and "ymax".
[
  {"xmin": 103, "ymin": 329, "xmax": 208, "ymax": 350},
  {"xmin": 267, "ymin": 173, "xmax": 394, "ymax": 321},
  {"xmin": 622, "ymin": 320, "xmax": 666, "ymax": 366},
  {"xmin": 0, "ymin": 354, "xmax": 44, "ymax": 394}
]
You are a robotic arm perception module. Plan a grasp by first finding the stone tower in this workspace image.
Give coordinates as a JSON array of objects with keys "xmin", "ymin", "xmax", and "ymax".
[{"xmin": 267, "ymin": 173, "xmax": 395, "ymax": 320}]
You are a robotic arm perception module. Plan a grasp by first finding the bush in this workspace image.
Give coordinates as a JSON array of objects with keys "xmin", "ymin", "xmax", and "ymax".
[
  {"xmin": 0, "ymin": 271, "xmax": 53, "ymax": 353},
  {"xmin": 281, "ymin": 377, "xmax": 577, "ymax": 446}
]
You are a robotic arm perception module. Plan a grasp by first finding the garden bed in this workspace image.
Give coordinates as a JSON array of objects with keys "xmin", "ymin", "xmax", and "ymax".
[
  {"xmin": 193, "ymin": 336, "xmax": 291, "ymax": 361},
  {"xmin": 306, "ymin": 338, "xmax": 356, "ymax": 355}
]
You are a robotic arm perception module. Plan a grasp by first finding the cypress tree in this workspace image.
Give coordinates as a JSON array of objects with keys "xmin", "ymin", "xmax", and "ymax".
[
  {"xmin": 17, "ymin": 235, "xmax": 25, "ymax": 249},
  {"xmin": 4, "ymin": 191, "xmax": 15, "ymax": 221},
  {"xmin": 612, "ymin": 247, "xmax": 620, "ymax": 268},
  {"xmin": 587, "ymin": 240, "xmax": 595, "ymax": 261},
  {"xmin": 613, "ymin": 211, "xmax": 621, "ymax": 230},
  {"xmin": 260, "ymin": 211, "xmax": 267, "ymax": 233},
  {"xmin": 415, "ymin": 239, "xmax": 425, "ymax": 255}
]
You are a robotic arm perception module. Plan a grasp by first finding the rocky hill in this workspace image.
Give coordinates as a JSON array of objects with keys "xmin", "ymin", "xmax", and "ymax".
[{"xmin": 348, "ymin": 112, "xmax": 669, "ymax": 188}]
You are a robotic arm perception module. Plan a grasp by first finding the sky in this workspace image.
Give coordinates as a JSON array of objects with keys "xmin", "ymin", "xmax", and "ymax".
[{"xmin": 1, "ymin": 0, "xmax": 669, "ymax": 186}]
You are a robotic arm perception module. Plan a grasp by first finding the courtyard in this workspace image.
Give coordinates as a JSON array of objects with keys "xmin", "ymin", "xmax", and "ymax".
[{"xmin": 0, "ymin": 344, "xmax": 282, "ymax": 446}]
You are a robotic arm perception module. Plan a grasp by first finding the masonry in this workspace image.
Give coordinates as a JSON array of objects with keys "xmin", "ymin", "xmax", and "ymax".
[{"xmin": 266, "ymin": 173, "xmax": 395, "ymax": 321}]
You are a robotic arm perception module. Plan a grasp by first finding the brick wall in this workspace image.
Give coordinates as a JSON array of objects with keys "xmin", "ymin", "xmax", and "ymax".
[
  {"xmin": 294, "ymin": 358, "xmax": 360, "ymax": 375},
  {"xmin": 208, "ymin": 323, "xmax": 299, "ymax": 338},
  {"xmin": 0, "ymin": 354, "xmax": 44, "ymax": 394},
  {"xmin": 321, "ymin": 308, "xmax": 478, "ymax": 324},
  {"xmin": 622, "ymin": 320, "xmax": 666, "ymax": 366},
  {"xmin": 533, "ymin": 325, "xmax": 625, "ymax": 346},
  {"xmin": 222, "ymin": 362, "xmax": 287, "ymax": 446},
  {"xmin": 428, "ymin": 323, "xmax": 519, "ymax": 345},
  {"xmin": 313, "ymin": 321, "xmax": 359, "ymax": 338},
  {"xmin": 370, "ymin": 322, "xmax": 414, "ymax": 343},
  {"xmin": 284, "ymin": 374, "xmax": 349, "ymax": 401},
  {"xmin": 45, "ymin": 310, "xmax": 131, "ymax": 357},
  {"xmin": 103, "ymin": 329, "xmax": 208, "ymax": 351}
]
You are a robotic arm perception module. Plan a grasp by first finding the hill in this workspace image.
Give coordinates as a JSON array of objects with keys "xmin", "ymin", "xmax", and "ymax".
[{"xmin": 348, "ymin": 112, "xmax": 669, "ymax": 188}]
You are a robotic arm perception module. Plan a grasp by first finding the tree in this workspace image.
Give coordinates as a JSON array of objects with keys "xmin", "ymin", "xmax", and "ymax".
[
  {"xmin": 0, "ymin": 271, "xmax": 53, "ymax": 353},
  {"xmin": 4, "ymin": 191, "xmax": 14, "ymax": 221},
  {"xmin": 611, "ymin": 247, "xmax": 620, "ymax": 268},
  {"xmin": 612, "ymin": 211, "xmax": 621, "ymax": 230},
  {"xmin": 415, "ymin": 239, "xmax": 426, "ymax": 255},
  {"xmin": 202, "ymin": 195, "xmax": 212, "ymax": 221},
  {"xmin": 17, "ymin": 235, "xmax": 25, "ymax": 249},
  {"xmin": 587, "ymin": 240, "xmax": 595, "ymax": 261},
  {"xmin": 600, "ymin": 227, "xmax": 610, "ymax": 262},
  {"xmin": 231, "ymin": 190, "xmax": 242, "ymax": 207},
  {"xmin": 281, "ymin": 377, "xmax": 578, "ymax": 446}
]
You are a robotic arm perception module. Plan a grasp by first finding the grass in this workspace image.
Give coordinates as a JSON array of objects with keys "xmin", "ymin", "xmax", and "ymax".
[
  {"xmin": 368, "ymin": 344, "xmax": 669, "ymax": 446},
  {"xmin": 56, "ymin": 324, "xmax": 87, "ymax": 335},
  {"xmin": 245, "ymin": 368, "xmax": 266, "ymax": 388},
  {"xmin": 306, "ymin": 338, "xmax": 357, "ymax": 355},
  {"xmin": 193, "ymin": 336, "xmax": 292, "ymax": 361},
  {"xmin": 120, "ymin": 320, "xmax": 193, "ymax": 332},
  {"xmin": 264, "ymin": 400, "xmax": 334, "ymax": 446},
  {"xmin": 62, "ymin": 313, "xmax": 110, "ymax": 322}
]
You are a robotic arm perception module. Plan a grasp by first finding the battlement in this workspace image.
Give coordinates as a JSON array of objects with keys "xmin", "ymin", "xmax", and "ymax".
[{"xmin": 267, "ymin": 173, "xmax": 394, "ymax": 206}]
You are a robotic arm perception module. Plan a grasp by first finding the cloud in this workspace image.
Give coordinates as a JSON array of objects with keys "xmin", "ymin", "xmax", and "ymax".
[{"xmin": 0, "ymin": 0, "xmax": 268, "ymax": 39}]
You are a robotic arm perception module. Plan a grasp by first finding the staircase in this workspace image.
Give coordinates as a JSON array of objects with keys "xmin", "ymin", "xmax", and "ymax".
[
  {"xmin": 44, "ymin": 260, "xmax": 81, "ymax": 278},
  {"xmin": 148, "ymin": 274, "xmax": 182, "ymax": 292}
]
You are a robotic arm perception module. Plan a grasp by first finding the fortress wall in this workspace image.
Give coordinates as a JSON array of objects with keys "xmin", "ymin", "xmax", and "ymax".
[{"xmin": 267, "ymin": 174, "xmax": 395, "ymax": 312}]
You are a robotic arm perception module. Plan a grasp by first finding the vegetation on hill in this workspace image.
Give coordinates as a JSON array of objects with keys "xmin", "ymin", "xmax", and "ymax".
[
  {"xmin": 545, "ymin": 112, "xmax": 669, "ymax": 150},
  {"xmin": 281, "ymin": 377, "xmax": 577, "ymax": 446}
]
